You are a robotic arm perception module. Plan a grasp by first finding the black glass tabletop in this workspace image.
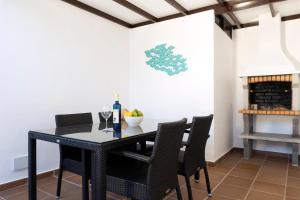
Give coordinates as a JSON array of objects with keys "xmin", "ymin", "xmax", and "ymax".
[{"xmin": 31, "ymin": 119, "xmax": 163, "ymax": 144}]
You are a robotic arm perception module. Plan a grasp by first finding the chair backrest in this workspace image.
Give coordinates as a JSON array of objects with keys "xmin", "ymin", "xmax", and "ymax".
[
  {"xmin": 98, "ymin": 112, "xmax": 113, "ymax": 123},
  {"xmin": 146, "ymin": 118, "xmax": 187, "ymax": 199},
  {"xmin": 183, "ymin": 115, "xmax": 213, "ymax": 176},
  {"xmin": 55, "ymin": 113, "xmax": 93, "ymax": 127}
]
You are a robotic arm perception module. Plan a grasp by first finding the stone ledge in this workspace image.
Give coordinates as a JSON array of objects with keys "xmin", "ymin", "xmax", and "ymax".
[{"xmin": 239, "ymin": 109, "xmax": 300, "ymax": 116}]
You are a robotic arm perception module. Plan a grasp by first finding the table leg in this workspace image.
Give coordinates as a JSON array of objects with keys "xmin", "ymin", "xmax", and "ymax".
[
  {"xmin": 91, "ymin": 148, "xmax": 107, "ymax": 200},
  {"xmin": 28, "ymin": 136, "xmax": 37, "ymax": 200},
  {"xmin": 82, "ymin": 149, "xmax": 89, "ymax": 200}
]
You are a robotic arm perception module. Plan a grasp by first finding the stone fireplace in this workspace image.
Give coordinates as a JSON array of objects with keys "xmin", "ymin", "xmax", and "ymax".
[
  {"xmin": 239, "ymin": 74, "xmax": 300, "ymax": 166},
  {"xmin": 237, "ymin": 13, "xmax": 300, "ymax": 166}
]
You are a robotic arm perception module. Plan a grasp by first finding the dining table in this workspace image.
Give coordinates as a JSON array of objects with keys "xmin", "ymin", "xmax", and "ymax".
[{"xmin": 28, "ymin": 119, "xmax": 191, "ymax": 200}]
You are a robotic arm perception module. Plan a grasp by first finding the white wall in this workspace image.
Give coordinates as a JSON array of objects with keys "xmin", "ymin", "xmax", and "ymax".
[
  {"xmin": 233, "ymin": 19, "xmax": 300, "ymax": 154},
  {"xmin": 0, "ymin": 0, "xmax": 129, "ymax": 184},
  {"xmin": 128, "ymin": 11, "xmax": 216, "ymax": 161},
  {"xmin": 213, "ymin": 25, "xmax": 234, "ymax": 160}
]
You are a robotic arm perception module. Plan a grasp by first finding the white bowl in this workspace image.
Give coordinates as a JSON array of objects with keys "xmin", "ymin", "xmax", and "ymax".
[{"xmin": 124, "ymin": 116, "xmax": 143, "ymax": 127}]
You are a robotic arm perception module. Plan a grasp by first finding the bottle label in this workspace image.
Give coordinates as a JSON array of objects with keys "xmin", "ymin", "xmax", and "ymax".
[{"xmin": 113, "ymin": 109, "xmax": 119, "ymax": 123}]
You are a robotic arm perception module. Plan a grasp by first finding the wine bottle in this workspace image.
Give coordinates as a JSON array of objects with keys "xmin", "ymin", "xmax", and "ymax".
[{"xmin": 113, "ymin": 94, "xmax": 122, "ymax": 131}]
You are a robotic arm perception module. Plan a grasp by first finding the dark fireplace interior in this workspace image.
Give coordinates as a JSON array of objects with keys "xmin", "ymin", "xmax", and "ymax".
[{"xmin": 249, "ymin": 82, "xmax": 292, "ymax": 110}]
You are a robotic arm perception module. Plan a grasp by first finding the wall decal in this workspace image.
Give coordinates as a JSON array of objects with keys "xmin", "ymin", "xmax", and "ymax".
[{"xmin": 145, "ymin": 44, "xmax": 187, "ymax": 76}]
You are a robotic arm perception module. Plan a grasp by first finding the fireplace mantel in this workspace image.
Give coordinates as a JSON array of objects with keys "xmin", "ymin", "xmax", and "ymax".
[{"xmin": 239, "ymin": 109, "xmax": 300, "ymax": 116}]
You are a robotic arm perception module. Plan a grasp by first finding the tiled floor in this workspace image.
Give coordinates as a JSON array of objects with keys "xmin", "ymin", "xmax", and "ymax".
[{"xmin": 1, "ymin": 150, "xmax": 300, "ymax": 200}]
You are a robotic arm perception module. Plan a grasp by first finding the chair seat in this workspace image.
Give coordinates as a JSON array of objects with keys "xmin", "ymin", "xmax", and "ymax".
[{"xmin": 107, "ymin": 158, "xmax": 148, "ymax": 199}]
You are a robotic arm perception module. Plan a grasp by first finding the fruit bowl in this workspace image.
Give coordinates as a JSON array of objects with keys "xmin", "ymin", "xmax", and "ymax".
[{"xmin": 124, "ymin": 116, "xmax": 143, "ymax": 127}]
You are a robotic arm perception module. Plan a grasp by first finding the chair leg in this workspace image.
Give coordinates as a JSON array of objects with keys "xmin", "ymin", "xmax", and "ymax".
[
  {"xmin": 175, "ymin": 183, "xmax": 183, "ymax": 200},
  {"xmin": 203, "ymin": 165, "xmax": 212, "ymax": 196},
  {"xmin": 185, "ymin": 176, "xmax": 193, "ymax": 200},
  {"xmin": 194, "ymin": 169, "xmax": 200, "ymax": 183},
  {"xmin": 56, "ymin": 167, "xmax": 63, "ymax": 198}
]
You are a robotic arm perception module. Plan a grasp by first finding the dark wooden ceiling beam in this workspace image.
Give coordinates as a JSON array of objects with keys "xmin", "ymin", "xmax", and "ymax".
[
  {"xmin": 269, "ymin": 3, "xmax": 276, "ymax": 17},
  {"xmin": 282, "ymin": 13, "xmax": 300, "ymax": 21},
  {"xmin": 233, "ymin": 13, "xmax": 300, "ymax": 29},
  {"xmin": 217, "ymin": 0, "xmax": 242, "ymax": 28},
  {"xmin": 165, "ymin": 0, "xmax": 188, "ymax": 16},
  {"xmin": 227, "ymin": 12, "xmax": 242, "ymax": 28},
  {"xmin": 113, "ymin": 0, "xmax": 158, "ymax": 23},
  {"xmin": 61, "ymin": 0, "xmax": 132, "ymax": 28},
  {"xmin": 61, "ymin": 0, "xmax": 288, "ymax": 29},
  {"xmin": 215, "ymin": 0, "xmax": 285, "ymax": 14},
  {"xmin": 133, "ymin": 0, "xmax": 285, "ymax": 28}
]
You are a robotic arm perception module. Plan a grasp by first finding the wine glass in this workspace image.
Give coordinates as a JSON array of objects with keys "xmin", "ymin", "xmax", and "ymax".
[{"xmin": 101, "ymin": 106, "xmax": 112, "ymax": 132}]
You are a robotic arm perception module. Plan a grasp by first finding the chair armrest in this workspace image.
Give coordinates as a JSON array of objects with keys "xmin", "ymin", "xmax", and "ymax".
[{"xmin": 114, "ymin": 151, "xmax": 152, "ymax": 163}]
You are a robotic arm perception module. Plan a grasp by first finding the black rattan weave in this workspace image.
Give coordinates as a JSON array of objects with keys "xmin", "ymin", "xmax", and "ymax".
[
  {"xmin": 178, "ymin": 115, "xmax": 213, "ymax": 200},
  {"xmin": 55, "ymin": 113, "xmax": 93, "ymax": 200},
  {"xmin": 106, "ymin": 119, "xmax": 188, "ymax": 200},
  {"xmin": 29, "ymin": 120, "xmax": 162, "ymax": 200}
]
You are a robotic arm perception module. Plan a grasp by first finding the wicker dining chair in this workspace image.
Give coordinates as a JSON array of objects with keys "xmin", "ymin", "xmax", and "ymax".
[
  {"xmin": 106, "ymin": 118, "xmax": 187, "ymax": 200},
  {"xmin": 178, "ymin": 115, "xmax": 213, "ymax": 200},
  {"xmin": 55, "ymin": 112, "xmax": 93, "ymax": 200}
]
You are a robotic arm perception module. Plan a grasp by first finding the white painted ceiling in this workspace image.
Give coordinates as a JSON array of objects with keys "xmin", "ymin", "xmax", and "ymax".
[{"xmin": 78, "ymin": 0, "xmax": 300, "ymax": 25}]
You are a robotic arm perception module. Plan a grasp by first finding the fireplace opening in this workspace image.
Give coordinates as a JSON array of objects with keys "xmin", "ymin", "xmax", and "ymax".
[{"xmin": 249, "ymin": 81, "xmax": 292, "ymax": 110}]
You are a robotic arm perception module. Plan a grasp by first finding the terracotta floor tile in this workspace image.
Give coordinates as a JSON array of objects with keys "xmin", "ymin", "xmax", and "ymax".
[
  {"xmin": 241, "ymin": 158, "xmax": 265, "ymax": 165},
  {"xmin": 286, "ymin": 198, "xmax": 300, "ymax": 200},
  {"xmin": 288, "ymin": 167, "xmax": 300, "ymax": 179},
  {"xmin": 236, "ymin": 162, "xmax": 260, "ymax": 171},
  {"xmin": 37, "ymin": 176, "xmax": 58, "ymax": 187},
  {"xmin": 4, "ymin": 190, "xmax": 49, "ymax": 200},
  {"xmin": 214, "ymin": 183, "xmax": 248, "ymax": 200},
  {"xmin": 260, "ymin": 166, "xmax": 287, "ymax": 176},
  {"xmin": 209, "ymin": 166, "xmax": 231, "ymax": 174},
  {"xmin": 207, "ymin": 195, "xmax": 236, "ymax": 200},
  {"xmin": 204, "ymin": 171, "xmax": 225, "ymax": 182},
  {"xmin": 264, "ymin": 161, "xmax": 287, "ymax": 171},
  {"xmin": 190, "ymin": 179, "xmax": 218, "ymax": 192},
  {"xmin": 1, "ymin": 150, "xmax": 293, "ymax": 200},
  {"xmin": 286, "ymin": 187, "xmax": 300, "ymax": 199},
  {"xmin": 287, "ymin": 177, "xmax": 300, "ymax": 189},
  {"xmin": 0, "ymin": 184, "xmax": 27, "ymax": 198},
  {"xmin": 266, "ymin": 155, "xmax": 288, "ymax": 162},
  {"xmin": 246, "ymin": 190, "xmax": 283, "ymax": 200},
  {"xmin": 227, "ymin": 151, "xmax": 243, "ymax": 159},
  {"xmin": 65, "ymin": 175, "xmax": 82, "ymax": 186},
  {"xmin": 229, "ymin": 168, "xmax": 258, "ymax": 180},
  {"xmin": 53, "ymin": 171, "xmax": 76, "ymax": 179},
  {"xmin": 222, "ymin": 176, "xmax": 253, "ymax": 189},
  {"xmin": 256, "ymin": 170, "xmax": 286, "ymax": 185},
  {"xmin": 252, "ymin": 181, "xmax": 285, "ymax": 196},
  {"xmin": 40, "ymin": 196, "xmax": 57, "ymax": 200},
  {"xmin": 218, "ymin": 158, "xmax": 240, "ymax": 168},
  {"xmin": 38, "ymin": 180, "xmax": 80, "ymax": 198},
  {"xmin": 171, "ymin": 187, "xmax": 208, "ymax": 200}
]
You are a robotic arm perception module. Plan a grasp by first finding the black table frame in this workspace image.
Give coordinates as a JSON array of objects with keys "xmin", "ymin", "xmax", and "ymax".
[{"xmin": 28, "ymin": 129, "xmax": 156, "ymax": 200}]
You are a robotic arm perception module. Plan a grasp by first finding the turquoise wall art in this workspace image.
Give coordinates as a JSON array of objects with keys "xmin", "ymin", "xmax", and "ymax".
[{"xmin": 144, "ymin": 43, "xmax": 188, "ymax": 76}]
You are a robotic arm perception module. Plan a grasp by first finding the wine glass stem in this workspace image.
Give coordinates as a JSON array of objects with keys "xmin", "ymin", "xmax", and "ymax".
[{"xmin": 105, "ymin": 119, "xmax": 108, "ymax": 130}]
